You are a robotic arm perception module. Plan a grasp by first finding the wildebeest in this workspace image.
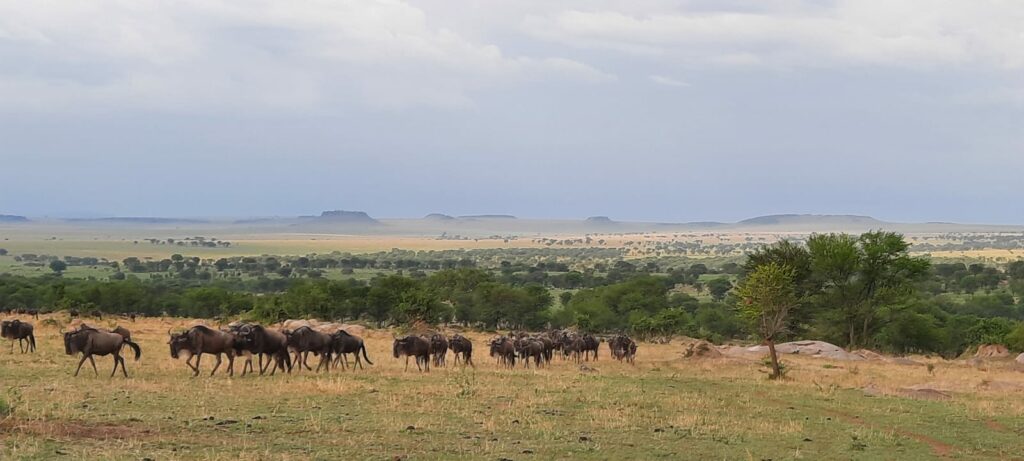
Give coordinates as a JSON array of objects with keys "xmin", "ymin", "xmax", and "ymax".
[
  {"xmin": 63, "ymin": 326, "xmax": 141, "ymax": 377},
  {"xmin": 169, "ymin": 325, "xmax": 237, "ymax": 377},
  {"xmin": 68, "ymin": 309, "xmax": 79, "ymax": 318},
  {"xmin": 489, "ymin": 336, "xmax": 516, "ymax": 368},
  {"xmin": 330, "ymin": 330, "xmax": 373, "ymax": 371},
  {"xmin": 515, "ymin": 337, "xmax": 546, "ymax": 368},
  {"xmin": 1, "ymin": 319, "xmax": 36, "ymax": 353},
  {"xmin": 608, "ymin": 335, "xmax": 637, "ymax": 364},
  {"xmin": 236, "ymin": 324, "xmax": 292, "ymax": 375},
  {"xmin": 89, "ymin": 309, "xmax": 103, "ymax": 320},
  {"xmin": 560, "ymin": 334, "xmax": 585, "ymax": 363},
  {"xmin": 284, "ymin": 326, "xmax": 334, "ymax": 372},
  {"xmin": 429, "ymin": 333, "xmax": 449, "ymax": 367},
  {"xmin": 582, "ymin": 334, "xmax": 601, "ymax": 361},
  {"xmin": 393, "ymin": 335, "xmax": 431, "ymax": 372},
  {"xmin": 448, "ymin": 334, "xmax": 474, "ymax": 367}
]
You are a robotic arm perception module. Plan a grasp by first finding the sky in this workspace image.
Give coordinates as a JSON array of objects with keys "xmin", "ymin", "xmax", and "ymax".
[{"xmin": 1, "ymin": 0, "xmax": 1022, "ymax": 223}]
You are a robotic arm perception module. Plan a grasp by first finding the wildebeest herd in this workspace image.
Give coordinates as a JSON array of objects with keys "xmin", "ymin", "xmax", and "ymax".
[{"xmin": 1, "ymin": 316, "xmax": 638, "ymax": 377}]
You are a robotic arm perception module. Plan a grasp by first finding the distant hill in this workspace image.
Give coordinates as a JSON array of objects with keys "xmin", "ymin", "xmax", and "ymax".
[
  {"xmin": 424, "ymin": 213, "xmax": 455, "ymax": 221},
  {"xmin": 737, "ymin": 214, "xmax": 885, "ymax": 227},
  {"xmin": 0, "ymin": 214, "xmax": 28, "ymax": 223},
  {"xmin": 458, "ymin": 214, "xmax": 516, "ymax": 219},
  {"xmin": 584, "ymin": 216, "xmax": 616, "ymax": 225},
  {"xmin": 301, "ymin": 210, "xmax": 380, "ymax": 225}
]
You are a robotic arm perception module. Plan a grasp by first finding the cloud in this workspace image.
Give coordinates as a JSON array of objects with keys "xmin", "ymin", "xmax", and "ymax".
[
  {"xmin": 0, "ymin": 0, "xmax": 613, "ymax": 113},
  {"xmin": 649, "ymin": 75, "xmax": 688, "ymax": 87},
  {"xmin": 523, "ymin": 1, "xmax": 1024, "ymax": 70}
]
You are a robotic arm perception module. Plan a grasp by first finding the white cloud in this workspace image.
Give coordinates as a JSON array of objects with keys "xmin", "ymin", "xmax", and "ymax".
[
  {"xmin": 522, "ymin": 1, "xmax": 1024, "ymax": 70},
  {"xmin": 0, "ymin": 0, "xmax": 613, "ymax": 113},
  {"xmin": 649, "ymin": 75, "xmax": 688, "ymax": 87}
]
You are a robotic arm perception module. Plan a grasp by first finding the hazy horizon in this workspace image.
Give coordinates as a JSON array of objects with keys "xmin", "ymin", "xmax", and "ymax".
[{"xmin": 2, "ymin": 1, "xmax": 1022, "ymax": 224}]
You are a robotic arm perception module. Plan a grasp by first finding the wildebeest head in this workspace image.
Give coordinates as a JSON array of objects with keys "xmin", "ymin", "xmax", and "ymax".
[{"xmin": 168, "ymin": 329, "xmax": 190, "ymax": 359}]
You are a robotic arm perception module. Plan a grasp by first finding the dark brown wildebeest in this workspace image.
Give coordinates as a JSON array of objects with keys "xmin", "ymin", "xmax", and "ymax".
[
  {"xmin": 515, "ymin": 338, "xmax": 545, "ymax": 368},
  {"xmin": 89, "ymin": 310, "xmax": 103, "ymax": 320},
  {"xmin": 63, "ymin": 326, "xmax": 141, "ymax": 377},
  {"xmin": 582, "ymin": 334, "xmax": 601, "ymax": 361},
  {"xmin": 1, "ymin": 319, "xmax": 36, "ymax": 353},
  {"xmin": 560, "ymin": 334, "xmax": 585, "ymax": 363},
  {"xmin": 168, "ymin": 325, "xmax": 238, "ymax": 377},
  {"xmin": 448, "ymin": 334, "xmax": 474, "ymax": 367},
  {"xmin": 68, "ymin": 309, "xmax": 79, "ymax": 318},
  {"xmin": 489, "ymin": 336, "xmax": 516, "ymax": 368},
  {"xmin": 609, "ymin": 335, "xmax": 637, "ymax": 364},
  {"xmin": 284, "ymin": 326, "xmax": 333, "ymax": 372},
  {"xmin": 330, "ymin": 330, "xmax": 373, "ymax": 371},
  {"xmin": 237, "ymin": 324, "xmax": 292, "ymax": 375},
  {"xmin": 393, "ymin": 335, "xmax": 431, "ymax": 372},
  {"xmin": 111, "ymin": 325, "xmax": 132, "ymax": 341},
  {"xmin": 429, "ymin": 334, "xmax": 448, "ymax": 367}
]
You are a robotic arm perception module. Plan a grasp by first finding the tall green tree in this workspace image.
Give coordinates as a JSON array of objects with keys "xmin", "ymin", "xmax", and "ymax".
[{"xmin": 736, "ymin": 262, "xmax": 798, "ymax": 379}]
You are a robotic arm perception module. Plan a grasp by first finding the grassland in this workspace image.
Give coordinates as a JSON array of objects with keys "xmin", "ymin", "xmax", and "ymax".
[{"xmin": 1, "ymin": 316, "xmax": 1023, "ymax": 460}]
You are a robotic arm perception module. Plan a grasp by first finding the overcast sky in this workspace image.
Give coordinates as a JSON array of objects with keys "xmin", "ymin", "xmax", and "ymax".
[{"xmin": 1, "ymin": 1, "xmax": 1022, "ymax": 223}]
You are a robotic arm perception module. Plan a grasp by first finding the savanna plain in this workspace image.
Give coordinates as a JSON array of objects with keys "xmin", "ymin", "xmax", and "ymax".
[{"xmin": 1, "ymin": 315, "xmax": 1023, "ymax": 460}]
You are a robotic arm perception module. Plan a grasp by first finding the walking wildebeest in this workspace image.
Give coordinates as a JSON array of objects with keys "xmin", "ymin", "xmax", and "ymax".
[
  {"xmin": 429, "ymin": 333, "xmax": 448, "ymax": 367},
  {"xmin": 1, "ymin": 319, "xmax": 36, "ymax": 353},
  {"xmin": 393, "ymin": 335, "xmax": 431, "ymax": 372},
  {"xmin": 330, "ymin": 330, "xmax": 373, "ymax": 371},
  {"xmin": 582, "ymin": 334, "xmax": 601, "ymax": 361},
  {"xmin": 63, "ymin": 326, "xmax": 141, "ymax": 377},
  {"xmin": 448, "ymin": 334, "xmax": 474, "ymax": 367},
  {"xmin": 284, "ymin": 326, "xmax": 334, "ymax": 372},
  {"xmin": 237, "ymin": 324, "xmax": 292, "ymax": 375},
  {"xmin": 89, "ymin": 310, "xmax": 103, "ymax": 320},
  {"xmin": 515, "ymin": 337, "xmax": 545, "ymax": 368},
  {"xmin": 609, "ymin": 335, "xmax": 637, "ymax": 364},
  {"xmin": 489, "ymin": 336, "xmax": 516, "ymax": 368},
  {"xmin": 169, "ymin": 325, "xmax": 238, "ymax": 377},
  {"xmin": 560, "ymin": 334, "xmax": 585, "ymax": 363}
]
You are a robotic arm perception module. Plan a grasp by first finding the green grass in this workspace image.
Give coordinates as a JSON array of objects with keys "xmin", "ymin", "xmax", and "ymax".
[{"xmin": 1, "ymin": 319, "xmax": 1022, "ymax": 460}]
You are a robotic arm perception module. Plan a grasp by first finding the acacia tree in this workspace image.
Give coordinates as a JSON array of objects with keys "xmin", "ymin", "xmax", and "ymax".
[{"xmin": 737, "ymin": 262, "xmax": 798, "ymax": 379}]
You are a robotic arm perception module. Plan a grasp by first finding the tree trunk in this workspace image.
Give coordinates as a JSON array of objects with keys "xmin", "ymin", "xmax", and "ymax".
[{"xmin": 767, "ymin": 338, "xmax": 782, "ymax": 380}]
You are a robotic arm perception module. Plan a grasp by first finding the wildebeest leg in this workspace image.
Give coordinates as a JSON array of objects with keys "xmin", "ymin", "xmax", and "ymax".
[
  {"xmin": 74, "ymin": 354, "xmax": 89, "ymax": 376},
  {"xmin": 89, "ymin": 355, "xmax": 99, "ymax": 376},
  {"xmin": 227, "ymin": 352, "xmax": 235, "ymax": 377},
  {"xmin": 210, "ymin": 354, "xmax": 223, "ymax": 376},
  {"xmin": 303, "ymin": 351, "xmax": 313, "ymax": 371},
  {"xmin": 194, "ymin": 353, "xmax": 204, "ymax": 377},
  {"xmin": 404, "ymin": 355, "xmax": 410, "ymax": 372},
  {"xmin": 111, "ymin": 353, "xmax": 121, "ymax": 377},
  {"xmin": 120, "ymin": 353, "xmax": 129, "ymax": 377},
  {"xmin": 185, "ymin": 355, "xmax": 199, "ymax": 374}
]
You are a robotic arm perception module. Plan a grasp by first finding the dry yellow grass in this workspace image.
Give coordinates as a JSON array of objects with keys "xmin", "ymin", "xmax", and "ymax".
[{"xmin": 1, "ymin": 315, "xmax": 1023, "ymax": 460}]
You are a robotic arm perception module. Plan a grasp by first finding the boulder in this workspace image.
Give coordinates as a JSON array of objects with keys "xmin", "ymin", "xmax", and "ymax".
[
  {"xmin": 682, "ymin": 340, "xmax": 722, "ymax": 359},
  {"xmin": 749, "ymin": 341, "xmax": 863, "ymax": 361},
  {"xmin": 1016, "ymin": 353, "xmax": 1024, "ymax": 365},
  {"xmin": 974, "ymin": 344, "xmax": 1010, "ymax": 358}
]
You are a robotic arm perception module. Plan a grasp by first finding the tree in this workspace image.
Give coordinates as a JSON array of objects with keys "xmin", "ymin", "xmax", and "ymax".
[
  {"xmin": 0, "ymin": 248, "xmax": 8, "ymax": 256},
  {"xmin": 706, "ymin": 278, "xmax": 733, "ymax": 301},
  {"xmin": 806, "ymin": 231, "xmax": 929, "ymax": 348},
  {"xmin": 49, "ymin": 260, "xmax": 67, "ymax": 274},
  {"xmin": 736, "ymin": 263, "xmax": 798, "ymax": 379}
]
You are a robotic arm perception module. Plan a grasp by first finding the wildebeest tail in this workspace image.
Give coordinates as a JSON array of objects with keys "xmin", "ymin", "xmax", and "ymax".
[
  {"xmin": 360, "ymin": 343, "xmax": 374, "ymax": 365},
  {"xmin": 28, "ymin": 332, "xmax": 36, "ymax": 352},
  {"xmin": 124, "ymin": 339, "xmax": 142, "ymax": 360}
]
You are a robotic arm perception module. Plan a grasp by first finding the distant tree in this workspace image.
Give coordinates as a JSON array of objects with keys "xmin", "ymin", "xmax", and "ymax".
[
  {"xmin": 736, "ymin": 263, "xmax": 798, "ymax": 379},
  {"xmin": 706, "ymin": 278, "xmax": 733, "ymax": 301},
  {"xmin": 559, "ymin": 291, "xmax": 573, "ymax": 307},
  {"xmin": 49, "ymin": 260, "xmax": 67, "ymax": 274},
  {"xmin": 0, "ymin": 248, "xmax": 7, "ymax": 256},
  {"xmin": 110, "ymin": 271, "xmax": 126, "ymax": 280},
  {"xmin": 214, "ymin": 258, "xmax": 230, "ymax": 271}
]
